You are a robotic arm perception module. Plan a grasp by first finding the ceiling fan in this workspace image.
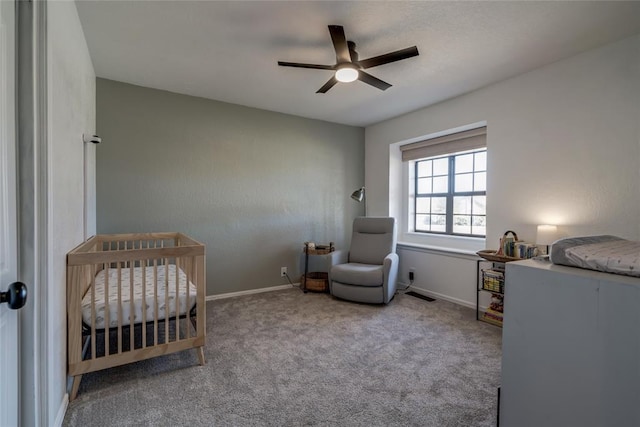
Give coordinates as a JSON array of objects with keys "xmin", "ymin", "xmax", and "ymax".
[{"xmin": 278, "ymin": 25, "xmax": 419, "ymax": 93}]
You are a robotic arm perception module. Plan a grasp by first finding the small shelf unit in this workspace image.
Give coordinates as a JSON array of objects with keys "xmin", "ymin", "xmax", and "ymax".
[
  {"xmin": 302, "ymin": 242, "xmax": 334, "ymax": 293},
  {"xmin": 476, "ymin": 259, "xmax": 507, "ymax": 327}
]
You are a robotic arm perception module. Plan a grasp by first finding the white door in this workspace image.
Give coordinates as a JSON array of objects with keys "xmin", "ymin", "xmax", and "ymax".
[{"xmin": 0, "ymin": 1, "xmax": 20, "ymax": 426}]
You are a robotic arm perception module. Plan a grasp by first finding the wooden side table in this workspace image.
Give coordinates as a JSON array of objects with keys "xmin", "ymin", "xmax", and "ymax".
[{"xmin": 302, "ymin": 242, "xmax": 334, "ymax": 293}]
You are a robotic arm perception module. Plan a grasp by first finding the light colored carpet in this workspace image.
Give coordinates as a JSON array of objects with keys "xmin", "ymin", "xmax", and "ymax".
[{"xmin": 63, "ymin": 289, "xmax": 502, "ymax": 426}]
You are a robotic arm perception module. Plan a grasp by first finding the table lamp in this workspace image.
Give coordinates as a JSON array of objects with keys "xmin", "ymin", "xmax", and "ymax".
[{"xmin": 536, "ymin": 224, "xmax": 558, "ymax": 255}]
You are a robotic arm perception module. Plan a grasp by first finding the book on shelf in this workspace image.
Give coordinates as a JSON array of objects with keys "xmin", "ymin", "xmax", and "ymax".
[
  {"xmin": 489, "ymin": 294, "xmax": 504, "ymax": 312},
  {"xmin": 484, "ymin": 307, "xmax": 503, "ymax": 318},
  {"xmin": 483, "ymin": 268, "xmax": 504, "ymax": 277},
  {"xmin": 482, "ymin": 269, "xmax": 505, "ymax": 293},
  {"xmin": 500, "ymin": 239, "xmax": 539, "ymax": 260},
  {"xmin": 481, "ymin": 314, "xmax": 504, "ymax": 327},
  {"xmin": 482, "ymin": 307, "xmax": 504, "ymax": 326}
]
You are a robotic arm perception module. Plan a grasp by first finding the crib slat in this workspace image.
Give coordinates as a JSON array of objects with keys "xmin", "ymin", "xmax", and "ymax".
[
  {"xmin": 185, "ymin": 257, "xmax": 191, "ymax": 339},
  {"xmin": 196, "ymin": 253, "xmax": 206, "ymax": 340},
  {"xmin": 104, "ymin": 263, "xmax": 110, "ymax": 356},
  {"xmin": 189, "ymin": 256, "xmax": 196, "ymax": 338},
  {"xmin": 91, "ymin": 265, "xmax": 97, "ymax": 360},
  {"xmin": 175, "ymin": 258, "xmax": 180, "ymax": 342},
  {"xmin": 154, "ymin": 258, "xmax": 159, "ymax": 346},
  {"xmin": 165, "ymin": 257, "xmax": 169, "ymax": 343},
  {"xmin": 117, "ymin": 262, "xmax": 122, "ymax": 354},
  {"xmin": 130, "ymin": 261, "xmax": 134, "ymax": 350},
  {"xmin": 142, "ymin": 258, "xmax": 147, "ymax": 349}
]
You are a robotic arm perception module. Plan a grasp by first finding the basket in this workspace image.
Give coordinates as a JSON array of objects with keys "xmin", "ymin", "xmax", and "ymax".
[
  {"xmin": 301, "ymin": 272, "xmax": 329, "ymax": 292},
  {"xmin": 477, "ymin": 230, "xmax": 521, "ymax": 262},
  {"xmin": 476, "ymin": 250, "xmax": 520, "ymax": 263},
  {"xmin": 502, "ymin": 230, "xmax": 519, "ymax": 241},
  {"xmin": 482, "ymin": 269, "xmax": 505, "ymax": 293}
]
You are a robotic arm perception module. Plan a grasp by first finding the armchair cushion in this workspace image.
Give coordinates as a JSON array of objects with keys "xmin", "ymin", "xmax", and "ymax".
[
  {"xmin": 348, "ymin": 217, "xmax": 396, "ymax": 264},
  {"xmin": 331, "ymin": 263, "xmax": 383, "ymax": 287}
]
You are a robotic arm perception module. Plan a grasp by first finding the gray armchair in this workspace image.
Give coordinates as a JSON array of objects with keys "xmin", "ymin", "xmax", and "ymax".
[{"xmin": 329, "ymin": 217, "xmax": 399, "ymax": 304}]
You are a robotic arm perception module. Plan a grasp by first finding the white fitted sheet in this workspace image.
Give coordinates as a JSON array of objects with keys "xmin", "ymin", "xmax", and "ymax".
[
  {"xmin": 551, "ymin": 235, "xmax": 640, "ymax": 277},
  {"xmin": 81, "ymin": 264, "xmax": 197, "ymax": 329},
  {"xmin": 564, "ymin": 239, "xmax": 640, "ymax": 277}
]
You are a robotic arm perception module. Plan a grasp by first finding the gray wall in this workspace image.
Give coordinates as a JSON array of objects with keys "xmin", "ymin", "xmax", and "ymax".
[
  {"xmin": 96, "ymin": 78, "xmax": 364, "ymax": 295},
  {"xmin": 48, "ymin": 1, "xmax": 96, "ymax": 422}
]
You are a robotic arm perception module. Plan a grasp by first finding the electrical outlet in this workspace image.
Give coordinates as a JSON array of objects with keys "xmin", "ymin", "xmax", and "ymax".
[
  {"xmin": 281, "ymin": 267, "xmax": 288, "ymax": 277},
  {"xmin": 409, "ymin": 269, "xmax": 415, "ymax": 281}
]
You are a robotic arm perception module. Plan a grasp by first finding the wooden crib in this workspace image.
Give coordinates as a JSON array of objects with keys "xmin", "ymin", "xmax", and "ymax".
[{"xmin": 66, "ymin": 232, "xmax": 206, "ymax": 400}]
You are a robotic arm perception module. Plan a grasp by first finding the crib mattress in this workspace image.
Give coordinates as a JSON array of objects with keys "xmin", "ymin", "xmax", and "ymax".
[
  {"xmin": 81, "ymin": 264, "xmax": 198, "ymax": 329},
  {"xmin": 550, "ymin": 235, "xmax": 640, "ymax": 277}
]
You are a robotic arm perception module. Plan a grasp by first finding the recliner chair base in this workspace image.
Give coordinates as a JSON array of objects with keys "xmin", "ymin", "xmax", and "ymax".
[{"xmin": 331, "ymin": 281, "xmax": 386, "ymax": 304}]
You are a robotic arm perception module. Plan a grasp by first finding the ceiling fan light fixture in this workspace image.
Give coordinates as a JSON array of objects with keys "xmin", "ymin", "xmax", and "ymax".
[
  {"xmin": 278, "ymin": 25, "xmax": 418, "ymax": 92},
  {"xmin": 335, "ymin": 66, "xmax": 359, "ymax": 83}
]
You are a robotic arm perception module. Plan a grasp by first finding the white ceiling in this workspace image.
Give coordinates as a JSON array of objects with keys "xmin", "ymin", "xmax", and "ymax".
[{"xmin": 75, "ymin": 1, "xmax": 640, "ymax": 127}]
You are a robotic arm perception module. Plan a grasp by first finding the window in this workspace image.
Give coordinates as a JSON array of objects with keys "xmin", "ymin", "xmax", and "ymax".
[
  {"xmin": 400, "ymin": 126, "xmax": 487, "ymax": 238},
  {"xmin": 414, "ymin": 148, "xmax": 486, "ymax": 236}
]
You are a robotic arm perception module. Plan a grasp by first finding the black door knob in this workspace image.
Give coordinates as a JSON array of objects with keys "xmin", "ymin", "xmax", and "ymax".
[{"xmin": 1, "ymin": 282, "xmax": 28, "ymax": 310}]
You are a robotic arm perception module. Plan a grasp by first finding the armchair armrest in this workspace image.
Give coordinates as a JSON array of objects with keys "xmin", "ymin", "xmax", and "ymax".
[
  {"xmin": 383, "ymin": 252, "xmax": 399, "ymax": 270},
  {"xmin": 328, "ymin": 249, "xmax": 348, "ymax": 266},
  {"xmin": 327, "ymin": 250, "xmax": 348, "ymax": 286},
  {"xmin": 382, "ymin": 253, "xmax": 400, "ymax": 304}
]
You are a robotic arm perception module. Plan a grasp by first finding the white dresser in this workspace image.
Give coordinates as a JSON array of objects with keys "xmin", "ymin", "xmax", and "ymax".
[{"xmin": 501, "ymin": 259, "xmax": 640, "ymax": 427}]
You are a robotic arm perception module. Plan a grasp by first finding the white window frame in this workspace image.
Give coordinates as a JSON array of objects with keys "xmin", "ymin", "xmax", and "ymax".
[
  {"xmin": 397, "ymin": 124, "xmax": 487, "ymax": 252},
  {"xmin": 413, "ymin": 148, "xmax": 487, "ymax": 237}
]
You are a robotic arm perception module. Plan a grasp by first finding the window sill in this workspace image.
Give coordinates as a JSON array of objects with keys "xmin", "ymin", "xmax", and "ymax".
[
  {"xmin": 400, "ymin": 232, "xmax": 486, "ymax": 254},
  {"xmin": 397, "ymin": 241, "xmax": 481, "ymax": 259}
]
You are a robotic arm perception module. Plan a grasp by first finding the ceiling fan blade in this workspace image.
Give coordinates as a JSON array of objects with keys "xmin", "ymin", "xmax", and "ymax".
[
  {"xmin": 316, "ymin": 76, "xmax": 338, "ymax": 93},
  {"xmin": 358, "ymin": 71, "xmax": 392, "ymax": 91},
  {"xmin": 328, "ymin": 25, "xmax": 351, "ymax": 63},
  {"xmin": 278, "ymin": 61, "xmax": 334, "ymax": 70},
  {"xmin": 357, "ymin": 46, "xmax": 419, "ymax": 69}
]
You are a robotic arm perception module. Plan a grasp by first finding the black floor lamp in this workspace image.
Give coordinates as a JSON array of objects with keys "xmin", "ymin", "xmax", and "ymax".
[{"xmin": 350, "ymin": 187, "xmax": 366, "ymax": 216}]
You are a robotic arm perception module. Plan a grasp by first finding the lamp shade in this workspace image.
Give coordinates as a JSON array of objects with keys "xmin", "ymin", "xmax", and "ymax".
[
  {"xmin": 350, "ymin": 187, "xmax": 365, "ymax": 202},
  {"xmin": 536, "ymin": 224, "xmax": 558, "ymax": 246}
]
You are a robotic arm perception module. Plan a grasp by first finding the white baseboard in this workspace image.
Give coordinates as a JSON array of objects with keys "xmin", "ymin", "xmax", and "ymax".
[
  {"xmin": 54, "ymin": 394, "xmax": 69, "ymax": 427},
  {"xmin": 400, "ymin": 283, "xmax": 476, "ymax": 310},
  {"xmin": 206, "ymin": 283, "xmax": 300, "ymax": 301},
  {"xmin": 206, "ymin": 282, "xmax": 480, "ymax": 310}
]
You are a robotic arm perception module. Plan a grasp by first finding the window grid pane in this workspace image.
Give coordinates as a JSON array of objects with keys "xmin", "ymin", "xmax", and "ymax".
[
  {"xmin": 455, "ymin": 153, "xmax": 474, "ymax": 174},
  {"xmin": 454, "ymin": 173, "xmax": 473, "ymax": 192},
  {"xmin": 433, "ymin": 157, "xmax": 448, "ymax": 175},
  {"xmin": 417, "ymin": 160, "xmax": 432, "ymax": 177},
  {"xmin": 474, "ymin": 172, "xmax": 486, "ymax": 191},
  {"xmin": 453, "ymin": 215, "xmax": 471, "ymax": 235},
  {"xmin": 473, "ymin": 195, "xmax": 486, "ymax": 215},
  {"xmin": 416, "ymin": 214, "xmax": 430, "ymax": 232},
  {"xmin": 431, "ymin": 215, "xmax": 446, "ymax": 232},
  {"xmin": 416, "ymin": 197, "xmax": 431, "ymax": 214},
  {"xmin": 432, "ymin": 197, "xmax": 446, "ymax": 214},
  {"xmin": 414, "ymin": 148, "xmax": 486, "ymax": 237},
  {"xmin": 432, "ymin": 176, "xmax": 448, "ymax": 193},
  {"xmin": 474, "ymin": 151, "xmax": 487, "ymax": 172},
  {"xmin": 417, "ymin": 177, "xmax": 432, "ymax": 194}
]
